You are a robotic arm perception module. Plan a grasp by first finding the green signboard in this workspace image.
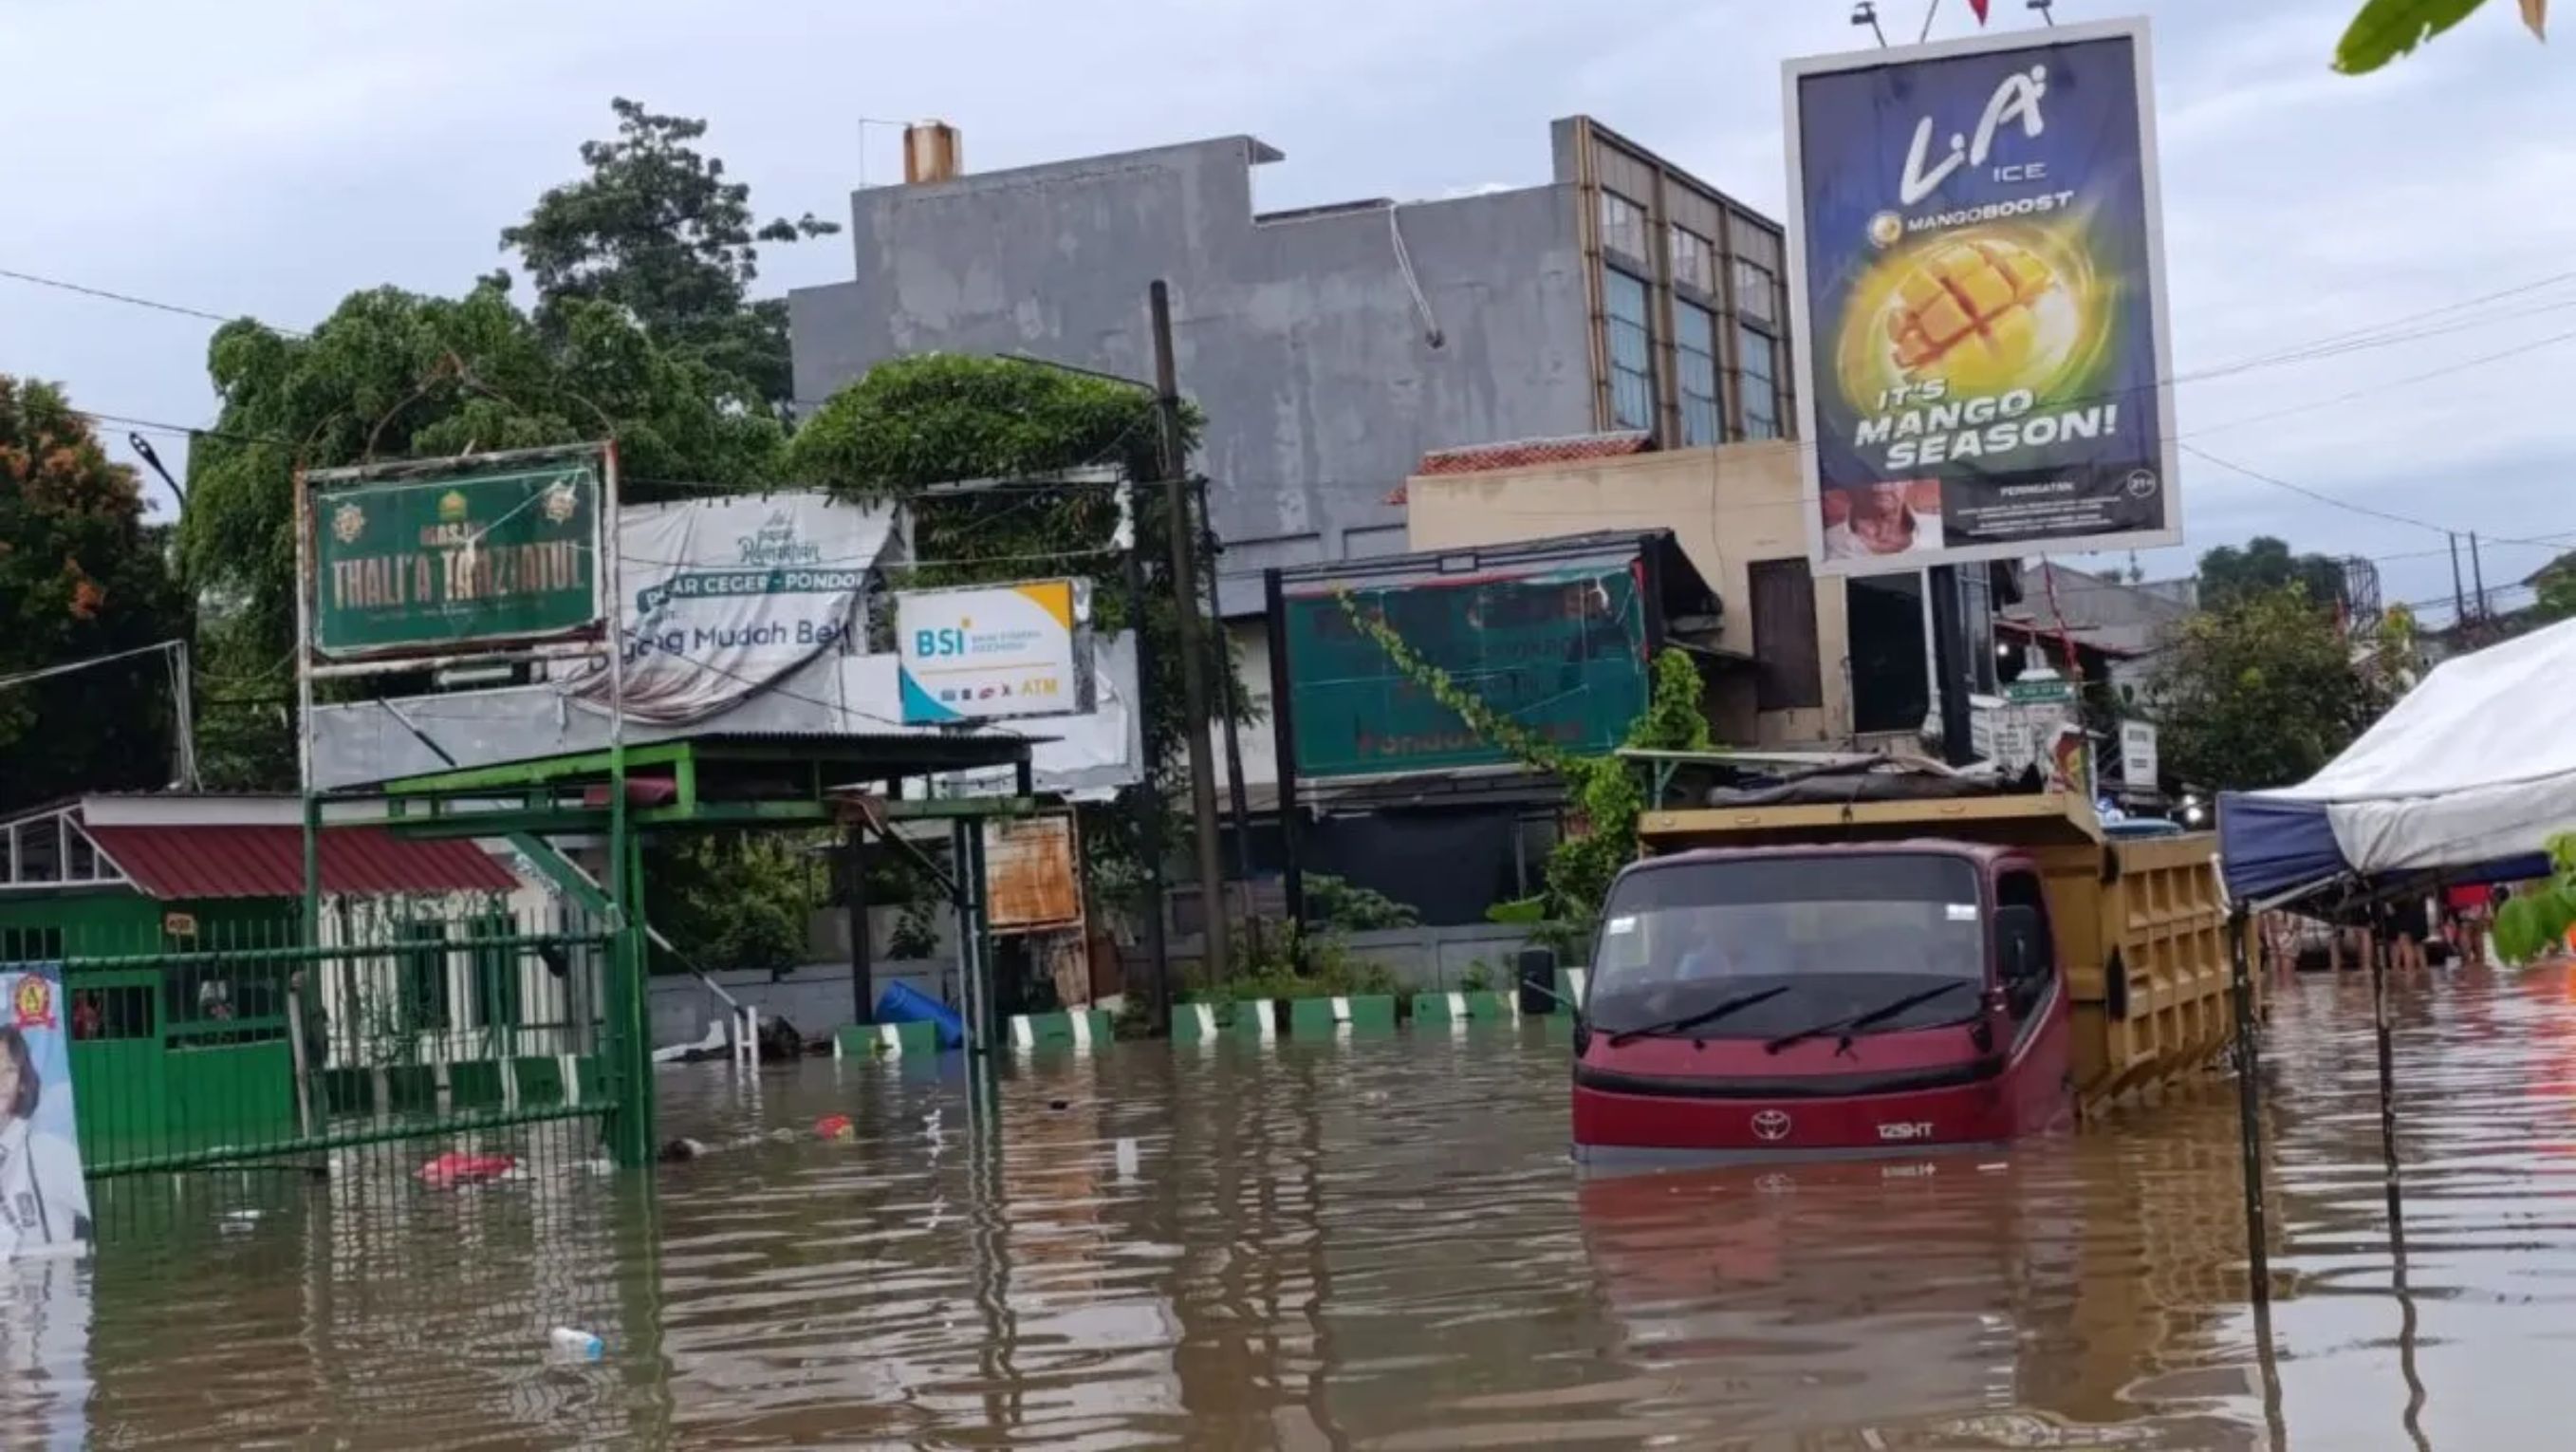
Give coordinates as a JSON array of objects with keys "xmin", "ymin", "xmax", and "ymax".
[
  {"xmin": 1284, "ymin": 566, "xmax": 1650, "ymax": 778},
  {"xmin": 310, "ymin": 463, "xmax": 602, "ymax": 659},
  {"xmin": 2004, "ymin": 676, "xmax": 2076, "ymax": 706}
]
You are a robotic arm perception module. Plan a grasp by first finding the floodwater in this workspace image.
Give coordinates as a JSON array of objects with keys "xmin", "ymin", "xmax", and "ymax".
[{"xmin": 10, "ymin": 963, "xmax": 2576, "ymax": 1447}]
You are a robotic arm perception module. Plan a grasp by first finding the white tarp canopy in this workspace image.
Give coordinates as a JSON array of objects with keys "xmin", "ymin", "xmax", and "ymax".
[{"xmin": 2218, "ymin": 616, "xmax": 2576, "ymax": 902}]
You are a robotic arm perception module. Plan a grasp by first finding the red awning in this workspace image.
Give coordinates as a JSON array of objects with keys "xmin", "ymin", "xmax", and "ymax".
[{"xmin": 83, "ymin": 825, "xmax": 520, "ymax": 902}]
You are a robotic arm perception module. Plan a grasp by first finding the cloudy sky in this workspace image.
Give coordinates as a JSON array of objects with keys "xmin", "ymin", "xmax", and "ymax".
[{"xmin": 2, "ymin": 0, "xmax": 2567, "ymax": 615}]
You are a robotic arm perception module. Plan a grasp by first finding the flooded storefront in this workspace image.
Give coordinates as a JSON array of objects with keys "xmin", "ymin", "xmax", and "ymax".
[{"xmin": 3, "ymin": 964, "xmax": 2570, "ymax": 1445}]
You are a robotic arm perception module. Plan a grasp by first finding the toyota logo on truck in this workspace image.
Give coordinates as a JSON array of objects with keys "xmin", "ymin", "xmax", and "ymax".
[{"xmin": 1751, "ymin": 1109, "xmax": 1792, "ymax": 1142}]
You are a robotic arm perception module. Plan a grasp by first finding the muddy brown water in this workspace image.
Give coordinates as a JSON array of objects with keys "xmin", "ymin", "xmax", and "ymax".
[{"xmin": 10, "ymin": 963, "xmax": 2576, "ymax": 1447}]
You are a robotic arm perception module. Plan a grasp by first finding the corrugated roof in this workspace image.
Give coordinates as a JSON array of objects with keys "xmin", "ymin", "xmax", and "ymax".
[
  {"xmin": 1412, "ymin": 431, "xmax": 1654, "ymax": 479},
  {"xmin": 84, "ymin": 825, "xmax": 519, "ymax": 902}
]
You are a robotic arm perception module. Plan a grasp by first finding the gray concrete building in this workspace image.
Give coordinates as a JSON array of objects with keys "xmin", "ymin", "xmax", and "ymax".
[{"xmin": 788, "ymin": 117, "xmax": 1797, "ymax": 614}]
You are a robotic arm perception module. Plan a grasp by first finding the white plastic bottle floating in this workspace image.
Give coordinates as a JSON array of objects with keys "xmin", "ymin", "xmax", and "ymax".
[{"xmin": 549, "ymin": 1327, "xmax": 605, "ymax": 1362}]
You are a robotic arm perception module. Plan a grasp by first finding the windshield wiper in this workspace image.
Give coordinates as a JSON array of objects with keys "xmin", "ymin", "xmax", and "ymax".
[
  {"xmin": 1604, "ymin": 985, "xmax": 1792, "ymax": 1047},
  {"xmin": 1763, "ymin": 980, "xmax": 1975, "ymax": 1056}
]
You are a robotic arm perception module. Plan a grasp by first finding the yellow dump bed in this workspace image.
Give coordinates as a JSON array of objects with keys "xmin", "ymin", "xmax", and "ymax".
[{"xmin": 1634, "ymin": 790, "xmax": 2235, "ymax": 1109}]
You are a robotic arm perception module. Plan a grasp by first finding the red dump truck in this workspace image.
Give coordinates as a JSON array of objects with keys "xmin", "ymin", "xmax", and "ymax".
[{"xmin": 1568, "ymin": 784, "xmax": 2237, "ymax": 1165}]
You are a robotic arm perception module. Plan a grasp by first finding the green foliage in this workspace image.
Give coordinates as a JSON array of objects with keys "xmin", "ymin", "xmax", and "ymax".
[
  {"xmin": 1456, "ymin": 961, "xmax": 1494, "ymax": 993},
  {"xmin": 2150, "ymin": 585, "xmax": 2383, "ymax": 792},
  {"xmin": 2196, "ymin": 536, "xmax": 2347, "ymax": 614},
  {"xmin": 2334, "ymin": 0, "xmax": 2504, "ymax": 74},
  {"xmin": 180, "ymin": 283, "xmax": 789, "ymax": 787},
  {"xmin": 1334, "ymin": 591, "xmax": 1711, "ymax": 941},
  {"xmin": 787, "ymin": 354, "xmax": 1228, "ymax": 919},
  {"xmin": 501, "ymin": 98, "xmax": 839, "ymax": 407},
  {"xmin": 0, "ymin": 378, "xmax": 190, "ymax": 811},
  {"xmin": 1184, "ymin": 929, "xmax": 1400, "ymax": 1004},
  {"xmin": 1305, "ymin": 873, "xmax": 1419, "ymax": 931},
  {"xmin": 641, "ymin": 830, "xmax": 815, "ymax": 976},
  {"xmin": 2495, "ymin": 832, "xmax": 2576, "ymax": 964}
]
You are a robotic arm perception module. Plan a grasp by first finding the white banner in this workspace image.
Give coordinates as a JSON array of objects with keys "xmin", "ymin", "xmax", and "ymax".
[
  {"xmin": 2119, "ymin": 719, "xmax": 2159, "ymax": 789},
  {"xmin": 0, "ymin": 969, "xmax": 89, "ymax": 1259},
  {"xmin": 897, "ymin": 580, "xmax": 1090, "ymax": 724},
  {"xmin": 571, "ymin": 493, "xmax": 899, "ymax": 725}
]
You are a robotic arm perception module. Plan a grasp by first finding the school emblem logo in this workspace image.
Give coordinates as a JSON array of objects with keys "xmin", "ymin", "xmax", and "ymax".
[
  {"xmin": 542, "ymin": 478, "xmax": 580, "ymax": 525},
  {"xmin": 438, "ymin": 490, "xmax": 470, "ymax": 524},
  {"xmin": 331, "ymin": 502, "xmax": 366, "ymax": 545},
  {"xmin": 11, "ymin": 977, "xmax": 54, "ymax": 1031}
]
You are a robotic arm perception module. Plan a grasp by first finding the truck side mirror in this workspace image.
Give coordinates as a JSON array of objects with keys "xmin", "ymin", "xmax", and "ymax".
[{"xmin": 1517, "ymin": 946, "xmax": 1560, "ymax": 1019}]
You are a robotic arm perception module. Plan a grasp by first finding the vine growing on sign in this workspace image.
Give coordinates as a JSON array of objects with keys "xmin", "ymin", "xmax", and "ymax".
[{"xmin": 1333, "ymin": 590, "xmax": 1710, "ymax": 947}]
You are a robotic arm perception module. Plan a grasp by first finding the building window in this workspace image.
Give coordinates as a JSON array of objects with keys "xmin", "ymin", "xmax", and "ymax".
[
  {"xmin": 1739, "ymin": 326, "xmax": 1781, "ymax": 439},
  {"xmin": 1600, "ymin": 190, "xmax": 1649, "ymax": 263},
  {"xmin": 1603, "ymin": 268, "xmax": 1656, "ymax": 431},
  {"xmin": 1670, "ymin": 225, "xmax": 1716, "ymax": 294},
  {"xmin": 1674, "ymin": 301, "xmax": 1721, "ymax": 446},
  {"xmin": 1750, "ymin": 558, "xmax": 1824, "ymax": 711},
  {"xmin": 1734, "ymin": 256, "xmax": 1779, "ymax": 325}
]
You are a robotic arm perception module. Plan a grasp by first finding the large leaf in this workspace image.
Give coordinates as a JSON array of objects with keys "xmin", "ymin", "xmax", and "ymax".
[
  {"xmin": 2334, "ymin": 0, "xmax": 2492, "ymax": 74},
  {"xmin": 2522, "ymin": 0, "xmax": 2549, "ymax": 39}
]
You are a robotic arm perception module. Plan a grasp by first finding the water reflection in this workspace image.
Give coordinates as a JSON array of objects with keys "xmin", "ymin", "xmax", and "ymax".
[{"xmin": 30, "ymin": 965, "xmax": 2576, "ymax": 1444}]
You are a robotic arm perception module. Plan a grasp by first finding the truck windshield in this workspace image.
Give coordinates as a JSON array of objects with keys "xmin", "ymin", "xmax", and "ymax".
[{"xmin": 1587, "ymin": 853, "xmax": 1985, "ymax": 1034}]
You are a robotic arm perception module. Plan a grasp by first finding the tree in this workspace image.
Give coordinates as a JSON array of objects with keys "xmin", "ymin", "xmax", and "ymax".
[
  {"xmin": 180, "ymin": 282, "xmax": 790, "ymax": 787},
  {"xmin": 2336, "ymin": 0, "xmax": 2546, "ymax": 73},
  {"xmin": 643, "ymin": 830, "xmax": 814, "ymax": 977},
  {"xmin": 501, "ymin": 98, "xmax": 840, "ymax": 409},
  {"xmin": 787, "ymin": 353, "xmax": 1208, "ymax": 767},
  {"xmin": 2149, "ymin": 586, "xmax": 2382, "ymax": 792},
  {"xmin": 786, "ymin": 353, "xmax": 1221, "ymax": 922},
  {"xmin": 2196, "ymin": 536, "xmax": 2347, "ymax": 614},
  {"xmin": 0, "ymin": 379, "xmax": 190, "ymax": 811}
]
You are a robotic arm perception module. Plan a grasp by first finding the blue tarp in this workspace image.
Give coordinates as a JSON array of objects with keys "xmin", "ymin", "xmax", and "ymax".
[{"xmin": 2218, "ymin": 618, "xmax": 2576, "ymax": 906}]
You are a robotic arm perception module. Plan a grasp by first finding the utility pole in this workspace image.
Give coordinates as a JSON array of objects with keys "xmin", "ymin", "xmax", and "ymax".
[
  {"xmin": 2449, "ymin": 532, "xmax": 2468, "ymax": 625},
  {"xmin": 1150, "ymin": 280, "xmax": 1232, "ymax": 986},
  {"xmin": 2469, "ymin": 531, "xmax": 2490, "ymax": 627},
  {"xmin": 1195, "ymin": 477, "xmax": 1264, "ymax": 961},
  {"xmin": 1121, "ymin": 482, "xmax": 1172, "ymax": 1033}
]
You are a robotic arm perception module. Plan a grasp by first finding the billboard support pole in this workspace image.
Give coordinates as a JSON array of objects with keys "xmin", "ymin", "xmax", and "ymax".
[
  {"xmin": 1150, "ymin": 279, "xmax": 1232, "ymax": 987},
  {"xmin": 1263, "ymin": 567, "xmax": 1307, "ymax": 962},
  {"xmin": 1927, "ymin": 564, "xmax": 1975, "ymax": 767},
  {"xmin": 293, "ymin": 466, "xmax": 322, "ymax": 954}
]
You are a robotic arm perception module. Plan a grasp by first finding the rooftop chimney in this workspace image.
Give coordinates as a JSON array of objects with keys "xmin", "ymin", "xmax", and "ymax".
[{"xmin": 903, "ymin": 121, "xmax": 962, "ymax": 184}]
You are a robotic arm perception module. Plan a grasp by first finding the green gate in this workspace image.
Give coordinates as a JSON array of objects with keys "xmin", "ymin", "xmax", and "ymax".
[{"xmin": 60, "ymin": 899, "xmax": 627, "ymax": 1180}]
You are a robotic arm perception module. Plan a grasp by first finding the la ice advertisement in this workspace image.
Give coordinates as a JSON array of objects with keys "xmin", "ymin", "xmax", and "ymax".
[{"xmin": 1786, "ymin": 18, "xmax": 2178, "ymax": 574}]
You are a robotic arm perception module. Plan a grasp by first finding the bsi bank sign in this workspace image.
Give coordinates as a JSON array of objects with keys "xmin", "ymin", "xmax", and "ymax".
[{"xmin": 897, "ymin": 579, "xmax": 1094, "ymax": 724}]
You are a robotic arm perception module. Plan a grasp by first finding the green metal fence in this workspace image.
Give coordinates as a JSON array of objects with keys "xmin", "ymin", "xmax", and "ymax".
[{"xmin": 45, "ymin": 895, "xmax": 628, "ymax": 1181}]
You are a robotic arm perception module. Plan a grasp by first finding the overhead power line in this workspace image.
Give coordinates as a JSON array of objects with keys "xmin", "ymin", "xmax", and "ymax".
[{"xmin": 0, "ymin": 266, "xmax": 305, "ymax": 337}]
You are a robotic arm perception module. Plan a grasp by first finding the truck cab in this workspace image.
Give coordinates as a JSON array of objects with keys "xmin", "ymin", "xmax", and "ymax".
[{"xmin": 1573, "ymin": 841, "xmax": 2073, "ymax": 1163}]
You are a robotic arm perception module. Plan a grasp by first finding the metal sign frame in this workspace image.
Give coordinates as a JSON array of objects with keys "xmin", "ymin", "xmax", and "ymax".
[{"xmin": 300, "ymin": 446, "xmax": 614, "ymax": 670}]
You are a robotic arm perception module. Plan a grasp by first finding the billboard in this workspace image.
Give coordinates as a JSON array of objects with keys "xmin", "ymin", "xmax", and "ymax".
[
  {"xmin": 1281, "ymin": 565, "xmax": 1650, "ymax": 779},
  {"xmin": 0, "ymin": 968, "xmax": 88, "ymax": 1259},
  {"xmin": 1785, "ymin": 18, "xmax": 2178, "ymax": 574},
  {"xmin": 565, "ymin": 493, "xmax": 896, "ymax": 725},
  {"xmin": 983, "ymin": 813, "xmax": 1083, "ymax": 933},
  {"xmin": 896, "ymin": 579, "xmax": 1090, "ymax": 724},
  {"xmin": 310, "ymin": 460, "xmax": 604, "ymax": 659}
]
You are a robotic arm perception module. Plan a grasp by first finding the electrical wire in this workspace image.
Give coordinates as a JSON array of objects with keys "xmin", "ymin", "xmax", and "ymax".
[{"xmin": 0, "ymin": 266, "xmax": 305, "ymax": 337}]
